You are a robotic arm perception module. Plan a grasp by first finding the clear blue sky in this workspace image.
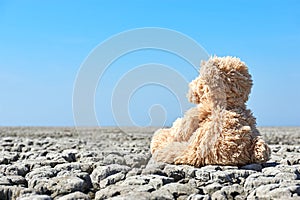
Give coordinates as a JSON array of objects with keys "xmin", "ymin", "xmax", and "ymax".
[{"xmin": 1, "ymin": 0, "xmax": 299, "ymax": 126}]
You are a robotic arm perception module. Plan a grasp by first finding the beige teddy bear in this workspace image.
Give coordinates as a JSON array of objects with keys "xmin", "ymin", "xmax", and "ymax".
[{"xmin": 150, "ymin": 56, "xmax": 270, "ymax": 167}]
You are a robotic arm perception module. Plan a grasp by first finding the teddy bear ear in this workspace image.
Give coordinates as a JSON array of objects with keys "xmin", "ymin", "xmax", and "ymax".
[
  {"xmin": 187, "ymin": 77, "xmax": 201, "ymax": 104},
  {"xmin": 200, "ymin": 60, "xmax": 206, "ymax": 68}
]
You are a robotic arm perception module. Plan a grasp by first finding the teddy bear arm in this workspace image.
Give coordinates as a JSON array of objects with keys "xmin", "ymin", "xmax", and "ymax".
[{"xmin": 171, "ymin": 107, "xmax": 202, "ymax": 142}]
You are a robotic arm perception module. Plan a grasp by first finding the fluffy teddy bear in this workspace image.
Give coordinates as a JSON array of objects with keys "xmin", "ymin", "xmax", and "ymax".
[{"xmin": 150, "ymin": 56, "xmax": 270, "ymax": 167}]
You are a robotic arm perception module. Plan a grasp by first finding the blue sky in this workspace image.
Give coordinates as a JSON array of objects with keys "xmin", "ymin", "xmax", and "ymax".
[{"xmin": 1, "ymin": 0, "xmax": 299, "ymax": 126}]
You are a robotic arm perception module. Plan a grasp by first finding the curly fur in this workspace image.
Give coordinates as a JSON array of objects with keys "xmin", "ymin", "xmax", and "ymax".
[{"xmin": 150, "ymin": 56, "xmax": 271, "ymax": 167}]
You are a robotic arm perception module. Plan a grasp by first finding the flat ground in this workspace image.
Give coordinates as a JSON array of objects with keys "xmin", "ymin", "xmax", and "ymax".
[{"xmin": 0, "ymin": 127, "xmax": 299, "ymax": 200}]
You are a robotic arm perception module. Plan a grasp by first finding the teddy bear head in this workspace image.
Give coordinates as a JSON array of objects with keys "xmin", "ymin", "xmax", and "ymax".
[{"xmin": 187, "ymin": 56, "xmax": 253, "ymax": 108}]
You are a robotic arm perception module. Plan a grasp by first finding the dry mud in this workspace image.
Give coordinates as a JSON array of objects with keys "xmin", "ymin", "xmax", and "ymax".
[{"xmin": 0, "ymin": 127, "xmax": 299, "ymax": 200}]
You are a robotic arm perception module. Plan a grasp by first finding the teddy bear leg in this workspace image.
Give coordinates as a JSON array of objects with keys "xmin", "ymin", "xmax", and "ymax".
[
  {"xmin": 174, "ymin": 128, "xmax": 206, "ymax": 167},
  {"xmin": 251, "ymin": 136, "xmax": 271, "ymax": 163},
  {"xmin": 173, "ymin": 146, "xmax": 197, "ymax": 166},
  {"xmin": 152, "ymin": 141, "xmax": 188, "ymax": 164},
  {"xmin": 150, "ymin": 128, "xmax": 174, "ymax": 154},
  {"xmin": 174, "ymin": 143, "xmax": 206, "ymax": 166}
]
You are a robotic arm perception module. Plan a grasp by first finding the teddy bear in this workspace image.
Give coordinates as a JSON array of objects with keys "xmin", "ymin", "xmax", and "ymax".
[{"xmin": 150, "ymin": 56, "xmax": 271, "ymax": 167}]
